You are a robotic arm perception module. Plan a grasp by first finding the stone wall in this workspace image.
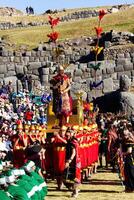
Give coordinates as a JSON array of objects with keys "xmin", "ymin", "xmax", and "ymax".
[
  {"xmin": 0, "ymin": 41, "xmax": 134, "ymax": 98},
  {"xmin": 0, "ymin": 4, "xmax": 133, "ymax": 30}
]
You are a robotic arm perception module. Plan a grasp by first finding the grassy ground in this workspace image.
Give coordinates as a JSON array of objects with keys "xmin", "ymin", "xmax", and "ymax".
[
  {"xmin": 0, "ymin": 7, "xmax": 133, "ymax": 50},
  {"xmin": 45, "ymin": 170, "xmax": 134, "ymax": 200}
]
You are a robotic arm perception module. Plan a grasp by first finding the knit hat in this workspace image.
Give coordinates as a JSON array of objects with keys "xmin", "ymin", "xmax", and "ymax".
[
  {"xmin": 72, "ymin": 125, "xmax": 79, "ymax": 131},
  {"xmin": 83, "ymin": 126, "xmax": 88, "ymax": 130},
  {"xmin": 61, "ymin": 126, "xmax": 67, "ymax": 131},
  {"xmin": 18, "ymin": 168, "xmax": 25, "ymax": 176},
  {"xmin": 79, "ymin": 126, "xmax": 83, "ymax": 131},
  {"xmin": 30, "ymin": 125, "xmax": 35, "ymax": 131},
  {"xmin": 11, "ymin": 169, "xmax": 20, "ymax": 176},
  {"xmin": 24, "ymin": 125, "xmax": 29, "ymax": 130},
  {"xmin": 5, "ymin": 170, "xmax": 15, "ymax": 183},
  {"xmin": 24, "ymin": 160, "xmax": 35, "ymax": 172},
  {"xmin": 0, "ymin": 174, "xmax": 6, "ymax": 185}
]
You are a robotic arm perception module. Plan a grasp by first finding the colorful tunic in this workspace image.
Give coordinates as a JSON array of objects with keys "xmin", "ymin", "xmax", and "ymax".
[{"xmin": 50, "ymin": 73, "xmax": 72, "ymax": 118}]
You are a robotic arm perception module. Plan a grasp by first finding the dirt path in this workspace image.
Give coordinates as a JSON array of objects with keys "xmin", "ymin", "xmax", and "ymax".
[{"xmin": 45, "ymin": 170, "xmax": 134, "ymax": 200}]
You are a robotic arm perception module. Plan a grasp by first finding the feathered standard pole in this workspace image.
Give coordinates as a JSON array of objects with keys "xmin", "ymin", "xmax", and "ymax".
[{"xmin": 90, "ymin": 9, "xmax": 107, "ymax": 96}]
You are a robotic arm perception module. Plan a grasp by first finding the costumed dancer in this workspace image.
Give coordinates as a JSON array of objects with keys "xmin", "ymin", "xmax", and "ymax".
[
  {"xmin": 50, "ymin": 66, "xmax": 72, "ymax": 127},
  {"xmin": 63, "ymin": 128, "xmax": 81, "ymax": 198},
  {"xmin": 51, "ymin": 126, "xmax": 67, "ymax": 190},
  {"xmin": 12, "ymin": 124, "xmax": 28, "ymax": 168},
  {"xmin": 122, "ymin": 128, "xmax": 134, "ymax": 192}
]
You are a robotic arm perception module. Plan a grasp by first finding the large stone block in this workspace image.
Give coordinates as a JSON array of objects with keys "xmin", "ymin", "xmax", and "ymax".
[
  {"xmin": 10, "ymin": 57, "xmax": 14, "ymax": 62},
  {"xmin": 29, "ymin": 57, "xmax": 35, "ymax": 62},
  {"xmin": 4, "ymin": 76, "xmax": 17, "ymax": 85},
  {"xmin": 74, "ymin": 69, "xmax": 83, "ymax": 76},
  {"xmin": 15, "ymin": 52, "xmax": 22, "ymax": 57},
  {"xmin": 123, "ymin": 63, "xmax": 133, "ymax": 71},
  {"xmin": 0, "ymin": 74, "xmax": 4, "ymax": 78},
  {"xmin": 31, "ymin": 75, "xmax": 39, "ymax": 80},
  {"xmin": 73, "ymin": 76, "xmax": 82, "ymax": 82},
  {"xmin": 34, "ymin": 58, "xmax": 40, "ymax": 62},
  {"xmin": 8, "ymin": 51, "xmax": 14, "ymax": 56},
  {"xmin": 106, "ymin": 67, "xmax": 115, "ymax": 74},
  {"xmin": 42, "ymin": 68, "xmax": 50, "ymax": 75},
  {"xmin": 6, "ymin": 71, "xmax": 16, "ymax": 76},
  {"xmin": 23, "ymin": 57, "xmax": 30, "ymax": 63},
  {"xmin": 117, "ymin": 71, "xmax": 131, "ymax": 79},
  {"xmin": 78, "ymin": 63, "xmax": 87, "ymax": 71},
  {"xmin": 124, "ymin": 53, "xmax": 130, "ymax": 58},
  {"xmin": 25, "ymin": 51, "xmax": 32, "ymax": 57},
  {"xmin": 42, "ymin": 75, "xmax": 49, "ymax": 83},
  {"xmin": 31, "ymin": 51, "xmax": 37, "ymax": 57},
  {"xmin": 82, "ymin": 71, "xmax": 91, "ymax": 78},
  {"xmin": 115, "ymin": 65, "xmax": 124, "ymax": 72},
  {"xmin": 117, "ymin": 58, "xmax": 131, "ymax": 65},
  {"xmin": 113, "ymin": 80, "xmax": 119, "ymax": 90},
  {"xmin": 28, "ymin": 62, "xmax": 42, "ymax": 70},
  {"xmin": 32, "ymin": 69, "xmax": 39, "ymax": 76},
  {"xmin": 117, "ymin": 53, "xmax": 125, "ymax": 58},
  {"xmin": 0, "ymin": 65, "xmax": 7, "ymax": 73},
  {"xmin": 39, "ymin": 57, "xmax": 45, "ymax": 62},
  {"xmin": 1, "ymin": 50, "xmax": 8, "ymax": 57},
  {"xmin": 71, "ymin": 82, "xmax": 82, "ymax": 91},
  {"xmin": 111, "ymin": 73, "xmax": 117, "ymax": 80},
  {"xmin": 14, "ymin": 57, "xmax": 21, "ymax": 63},
  {"xmin": 1, "ymin": 57, "xmax": 9, "ymax": 63},
  {"xmin": 119, "ymin": 75, "xmax": 131, "ymax": 92},
  {"xmin": 15, "ymin": 65, "xmax": 24, "ymax": 74},
  {"xmin": 7, "ymin": 64, "xmax": 15, "ymax": 71},
  {"xmin": 103, "ymin": 78, "xmax": 114, "ymax": 93},
  {"xmin": 120, "ymin": 92, "xmax": 134, "ymax": 115},
  {"xmin": 105, "ymin": 60, "xmax": 116, "ymax": 68},
  {"xmin": 40, "ymin": 51, "xmax": 46, "ymax": 57}
]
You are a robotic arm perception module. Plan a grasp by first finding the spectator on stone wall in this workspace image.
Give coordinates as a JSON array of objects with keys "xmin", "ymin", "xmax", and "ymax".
[{"xmin": 27, "ymin": 75, "xmax": 33, "ymax": 93}]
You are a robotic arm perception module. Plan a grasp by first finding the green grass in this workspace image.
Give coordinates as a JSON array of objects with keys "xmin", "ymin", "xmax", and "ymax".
[{"xmin": 0, "ymin": 7, "xmax": 133, "ymax": 50}]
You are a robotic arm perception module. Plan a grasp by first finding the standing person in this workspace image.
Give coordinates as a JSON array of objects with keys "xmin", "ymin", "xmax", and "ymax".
[
  {"xmin": 25, "ymin": 108, "xmax": 34, "ymax": 125},
  {"xmin": 63, "ymin": 129, "xmax": 81, "ymax": 197},
  {"xmin": 26, "ymin": 7, "xmax": 29, "ymax": 14},
  {"xmin": 27, "ymin": 76, "xmax": 33, "ymax": 93},
  {"xmin": 122, "ymin": 128, "xmax": 134, "ymax": 192},
  {"xmin": 50, "ymin": 66, "xmax": 72, "ymax": 127},
  {"xmin": 21, "ymin": 75, "xmax": 28, "ymax": 91},
  {"xmin": 107, "ymin": 124, "xmax": 118, "ymax": 171},
  {"xmin": 12, "ymin": 124, "xmax": 28, "ymax": 168},
  {"xmin": 99, "ymin": 124, "xmax": 108, "ymax": 168},
  {"xmin": 51, "ymin": 127, "xmax": 67, "ymax": 190}
]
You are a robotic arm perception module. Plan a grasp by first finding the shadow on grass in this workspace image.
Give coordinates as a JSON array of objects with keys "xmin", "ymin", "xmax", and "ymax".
[
  {"xmin": 80, "ymin": 189, "xmax": 121, "ymax": 193},
  {"xmin": 48, "ymin": 188, "xmax": 69, "ymax": 192},
  {"xmin": 83, "ymin": 179, "xmax": 121, "ymax": 186},
  {"xmin": 47, "ymin": 194, "xmax": 70, "ymax": 198}
]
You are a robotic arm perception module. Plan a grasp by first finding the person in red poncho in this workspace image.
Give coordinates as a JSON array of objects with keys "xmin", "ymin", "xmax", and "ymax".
[
  {"xmin": 51, "ymin": 126, "xmax": 67, "ymax": 190},
  {"xmin": 24, "ymin": 108, "xmax": 34, "ymax": 124}
]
